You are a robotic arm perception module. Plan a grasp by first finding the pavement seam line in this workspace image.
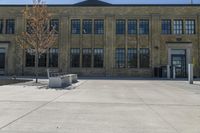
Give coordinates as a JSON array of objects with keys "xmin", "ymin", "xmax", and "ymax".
[
  {"xmin": 132, "ymin": 85, "xmax": 180, "ymax": 133},
  {"xmin": 0, "ymin": 80, "xmax": 88, "ymax": 130}
]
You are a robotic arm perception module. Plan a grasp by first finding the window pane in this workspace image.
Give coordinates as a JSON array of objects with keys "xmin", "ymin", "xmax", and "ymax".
[
  {"xmin": 94, "ymin": 19, "xmax": 104, "ymax": 34},
  {"xmin": 38, "ymin": 53, "xmax": 47, "ymax": 67},
  {"xmin": 116, "ymin": 19, "xmax": 125, "ymax": 34},
  {"xmin": 128, "ymin": 19, "xmax": 137, "ymax": 34},
  {"xmin": 94, "ymin": 48, "xmax": 104, "ymax": 68},
  {"xmin": 82, "ymin": 48, "xmax": 92, "ymax": 67},
  {"xmin": 6, "ymin": 19, "xmax": 15, "ymax": 34},
  {"xmin": 173, "ymin": 20, "xmax": 183, "ymax": 34},
  {"xmin": 50, "ymin": 19, "xmax": 59, "ymax": 34},
  {"xmin": 83, "ymin": 19, "xmax": 92, "ymax": 34},
  {"xmin": 49, "ymin": 48, "xmax": 58, "ymax": 67},
  {"xmin": 127, "ymin": 48, "xmax": 137, "ymax": 68},
  {"xmin": 139, "ymin": 20, "xmax": 149, "ymax": 35},
  {"xmin": 70, "ymin": 48, "xmax": 80, "ymax": 67},
  {"xmin": 161, "ymin": 19, "xmax": 171, "ymax": 34},
  {"xmin": 115, "ymin": 48, "xmax": 125, "ymax": 68},
  {"xmin": 26, "ymin": 50, "xmax": 35, "ymax": 67},
  {"xmin": 71, "ymin": 19, "xmax": 80, "ymax": 34},
  {"xmin": 185, "ymin": 20, "xmax": 195, "ymax": 35},
  {"xmin": 0, "ymin": 19, "xmax": 3, "ymax": 34},
  {"xmin": 140, "ymin": 48, "xmax": 150, "ymax": 68}
]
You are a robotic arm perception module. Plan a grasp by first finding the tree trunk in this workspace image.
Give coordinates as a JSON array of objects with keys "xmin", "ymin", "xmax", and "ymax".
[{"xmin": 35, "ymin": 52, "xmax": 39, "ymax": 83}]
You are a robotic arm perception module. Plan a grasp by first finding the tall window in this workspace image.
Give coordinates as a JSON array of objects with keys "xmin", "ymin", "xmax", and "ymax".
[
  {"xmin": 82, "ymin": 49, "xmax": 92, "ymax": 67},
  {"xmin": 49, "ymin": 48, "xmax": 58, "ymax": 67},
  {"xmin": 185, "ymin": 20, "xmax": 195, "ymax": 35},
  {"xmin": 70, "ymin": 48, "xmax": 80, "ymax": 68},
  {"xmin": 82, "ymin": 19, "xmax": 92, "ymax": 34},
  {"xmin": 0, "ymin": 48, "xmax": 5, "ymax": 69},
  {"xmin": 26, "ymin": 19, "xmax": 33, "ymax": 34},
  {"xmin": 161, "ymin": 19, "xmax": 171, "ymax": 34},
  {"xmin": 71, "ymin": 19, "xmax": 80, "ymax": 34},
  {"xmin": 115, "ymin": 48, "xmax": 125, "ymax": 68},
  {"xmin": 94, "ymin": 19, "xmax": 104, "ymax": 34},
  {"xmin": 6, "ymin": 19, "xmax": 15, "ymax": 34},
  {"xmin": 94, "ymin": 48, "xmax": 104, "ymax": 68},
  {"xmin": 128, "ymin": 19, "xmax": 137, "ymax": 34},
  {"xmin": 116, "ymin": 19, "xmax": 125, "ymax": 34},
  {"xmin": 0, "ymin": 19, "xmax": 3, "ymax": 34},
  {"xmin": 139, "ymin": 19, "xmax": 149, "ymax": 35},
  {"xmin": 140, "ymin": 48, "xmax": 150, "ymax": 68},
  {"xmin": 127, "ymin": 48, "xmax": 137, "ymax": 68},
  {"xmin": 26, "ymin": 50, "xmax": 35, "ymax": 67},
  {"xmin": 173, "ymin": 20, "xmax": 183, "ymax": 34},
  {"xmin": 38, "ymin": 53, "xmax": 47, "ymax": 67},
  {"xmin": 50, "ymin": 19, "xmax": 59, "ymax": 34}
]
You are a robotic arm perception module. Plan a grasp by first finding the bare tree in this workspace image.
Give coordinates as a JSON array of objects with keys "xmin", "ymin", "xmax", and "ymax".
[{"xmin": 16, "ymin": 0, "xmax": 57, "ymax": 83}]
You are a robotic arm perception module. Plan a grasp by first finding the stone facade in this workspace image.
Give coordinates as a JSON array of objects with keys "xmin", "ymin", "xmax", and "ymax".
[{"xmin": 0, "ymin": 3, "xmax": 200, "ymax": 77}]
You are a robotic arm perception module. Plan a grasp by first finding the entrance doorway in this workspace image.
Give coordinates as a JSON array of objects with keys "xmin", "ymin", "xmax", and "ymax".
[
  {"xmin": 171, "ymin": 49, "xmax": 186, "ymax": 78},
  {"xmin": 0, "ymin": 48, "xmax": 5, "ymax": 74}
]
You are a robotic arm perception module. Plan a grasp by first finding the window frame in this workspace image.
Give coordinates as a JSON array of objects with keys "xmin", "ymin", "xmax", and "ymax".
[
  {"xmin": 139, "ymin": 19, "xmax": 149, "ymax": 35},
  {"xmin": 94, "ymin": 19, "xmax": 104, "ymax": 34},
  {"xmin": 115, "ymin": 48, "xmax": 126, "ymax": 68},
  {"xmin": 161, "ymin": 19, "xmax": 171, "ymax": 35},
  {"xmin": 139, "ymin": 48, "xmax": 150, "ymax": 68},
  {"xmin": 5, "ymin": 19, "xmax": 15, "ymax": 34},
  {"xmin": 173, "ymin": 19, "xmax": 183, "ymax": 35},
  {"xmin": 82, "ymin": 19, "xmax": 93, "ymax": 34},
  {"xmin": 128, "ymin": 19, "xmax": 137, "ymax": 35},
  {"xmin": 116, "ymin": 19, "xmax": 126, "ymax": 35},
  {"xmin": 94, "ymin": 48, "xmax": 104, "ymax": 68},
  {"xmin": 70, "ymin": 48, "xmax": 80, "ymax": 68},
  {"xmin": 71, "ymin": 19, "xmax": 81, "ymax": 34}
]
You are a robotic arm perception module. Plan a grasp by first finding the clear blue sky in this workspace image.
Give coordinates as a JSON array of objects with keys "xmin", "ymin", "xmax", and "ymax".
[{"xmin": 0, "ymin": 0, "xmax": 199, "ymax": 4}]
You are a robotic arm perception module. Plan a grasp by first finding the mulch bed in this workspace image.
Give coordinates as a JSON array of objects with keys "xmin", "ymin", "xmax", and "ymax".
[{"xmin": 0, "ymin": 79, "xmax": 31, "ymax": 86}]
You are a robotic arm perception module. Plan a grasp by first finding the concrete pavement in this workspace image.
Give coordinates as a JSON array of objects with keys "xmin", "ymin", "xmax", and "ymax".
[{"xmin": 0, "ymin": 79, "xmax": 200, "ymax": 133}]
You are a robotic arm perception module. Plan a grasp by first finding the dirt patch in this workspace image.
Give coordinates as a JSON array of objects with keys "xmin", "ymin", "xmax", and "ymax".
[{"xmin": 0, "ymin": 79, "xmax": 31, "ymax": 86}]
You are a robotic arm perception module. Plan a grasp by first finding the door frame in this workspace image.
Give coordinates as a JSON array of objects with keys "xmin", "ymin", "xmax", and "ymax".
[
  {"xmin": 167, "ymin": 43, "xmax": 192, "ymax": 77},
  {"xmin": 171, "ymin": 54, "xmax": 186, "ymax": 77}
]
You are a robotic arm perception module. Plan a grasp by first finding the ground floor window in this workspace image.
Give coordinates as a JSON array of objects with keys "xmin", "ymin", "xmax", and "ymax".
[
  {"xmin": 26, "ymin": 50, "xmax": 35, "ymax": 67},
  {"xmin": 26, "ymin": 49, "xmax": 58, "ymax": 67},
  {"xmin": 49, "ymin": 48, "xmax": 58, "ymax": 67},
  {"xmin": 70, "ymin": 48, "xmax": 80, "ymax": 67},
  {"xmin": 94, "ymin": 48, "xmax": 104, "ymax": 68},
  {"xmin": 82, "ymin": 48, "xmax": 92, "ymax": 67},
  {"xmin": 115, "ymin": 48, "xmax": 125, "ymax": 68},
  {"xmin": 140, "ymin": 48, "xmax": 150, "ymax": 68},
  {"xmin": 127, "ymin": 48, "xmax": 137, "ymax": 68}
]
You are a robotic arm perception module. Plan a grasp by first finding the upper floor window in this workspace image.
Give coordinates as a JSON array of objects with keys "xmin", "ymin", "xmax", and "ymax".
[
  {"xmin": 127, "ymin": 48, "xmax": 137, "ymax": 68},
  {"xmin": 49, "ymin": 48, "xmax": 58, "ymax": 67},
  {"xmin": 185, "ymin": 20, "xmax": 195, "ymax": 35},
  {"xmin": 161, "ymin": 19, "xmax": 171, "ymax": 34},
  {"xmin": 6, "ymin": 19, "xmax": 15, "ymax": 34},
  {"xmin": 115, "ymin": 48, "xmax": 125, "ymax": 68},
  {"xmin": 82, "ymin": 19, "xmax": 92, "ymax": 34},
  {"xmin": 116, "ymin": 19, "xmax": 125, "ymax": 34},
  {"xmin": 128, "ymin": 19, "xmax": 137, "ymax": 35},
  {"xmin": 0, "ymin": 19, "xmax": 3, "ymax": 34},
  {"xmin": 71, "ymin": 19, "xmax": 80, "ymax": 34},
  {"xmin": 140, "ymin": 48, "xmax": 150, "ymax": 68},
  {"xmin": 139, "ymin": 19, "xmax": 149, "ymax": 35},
  {"xmin": 26, "ymin": 19, "xmax": 33, "ymax": 34},
  {"xmin": 94, "ymin": 19, "xmax": 104, "ymax": 34},
  {"xmin": 50, "ymin": 19, "xmax": 59, "ymax": 34},
  {"xmin": 94, "ymin": 48, "xmax": 104, "ymax": 68},
  {"xmin": 173, "ymin": 20, "xmax": 183, "ymax": 34}
]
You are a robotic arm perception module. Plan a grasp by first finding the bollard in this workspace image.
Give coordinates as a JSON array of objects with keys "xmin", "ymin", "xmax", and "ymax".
[
  {"xmin": 173, "ymin": 66, "xmax": 176, "ymax": 79},
  {"xmin": 188, "ymin": 64, "xmax": 193, "ymax": 84},
  {"xmin": 167, "ymin": 65, "xmax": 170, "ymax": 79}
]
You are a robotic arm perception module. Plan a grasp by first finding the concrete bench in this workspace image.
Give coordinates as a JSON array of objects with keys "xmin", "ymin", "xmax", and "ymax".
[{"xmin": 47, "ymin": 69, "xmax": 78, "ymax": 88}]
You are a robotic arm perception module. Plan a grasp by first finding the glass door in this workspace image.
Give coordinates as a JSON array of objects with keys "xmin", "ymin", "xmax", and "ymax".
[{"xmin": 171, "ymin": 54, "xmax": 186, "ymax": 78}]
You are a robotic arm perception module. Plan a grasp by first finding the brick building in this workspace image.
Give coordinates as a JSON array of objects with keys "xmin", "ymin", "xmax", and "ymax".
[{"xmin": 0, "ymin": 0, "xmax": 199, "ymax": 77}]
